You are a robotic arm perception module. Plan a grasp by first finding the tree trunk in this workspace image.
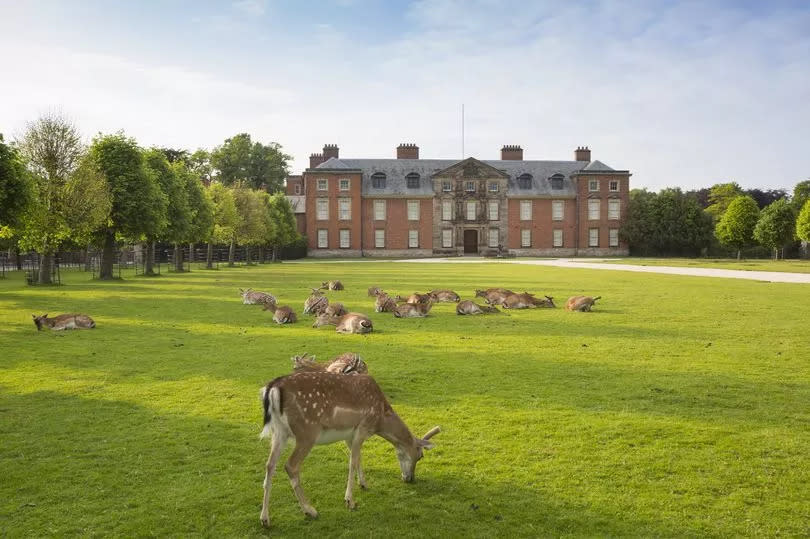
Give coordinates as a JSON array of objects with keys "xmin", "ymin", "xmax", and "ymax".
[
  {"xmin": 14, "ymin": 246, "xmax": 22, "ymax": 270},
  {"xmin": 188, "ymin": 242, "xmax": 195, "ymax": 263},
  {"xmin": 245, "ymin": 245, "xmax": 252, "ymax": 265},
  {"xmin": 258, "ymin": 246, "xmax": 264, "ymax": 264},
  {"xmin": 174, "ymin": 243, "xmax": 184, "ymax": 272},
  {"xmin": 99, "ymin": 230, "xmax": 116, "ymax": 280},
  {"xmin": 83, "ymin": 245, "xmax": 92, "ymax": 272},
  {"xmin": 145, "ymin": 240, "xmax": 156, "ymax": 275},
  {"xmin": 736, "ymin": 249, "xmax": 741, "ymax": 260},
  {"xmin": 272, "ymin": 245, "xmax": 277, "ymax": 262},
  {"xmin": 206, "ymin": 242, "xmax": 214, "ymax": 269},
  {"xmin": 228, "ymin": 238, "xmax": 236, "ymax": 266},
  {"xmin": 38, "ymin": 252, "xmax": 53, "ymax": 284}
]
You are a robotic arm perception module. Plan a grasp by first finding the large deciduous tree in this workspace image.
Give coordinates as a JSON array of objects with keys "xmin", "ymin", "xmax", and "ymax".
[
  {"xmin": 265, "ymin": 193, "xmax": 298, "ymax": 261},
  {"xmin": 232, "ymin": 186, "xmax": 266, "ymax": 265},
  {"xmin": 796, "ymin": 200, "xmax": 810, "ymax": 246},
  {"xmin": 706, "ymin": 182, "xmax": 744, "ymax": 220},
  {"xmin": 178, "ymin": 161, "xmax": 214, "ymax": 266},
  {"xmin": 753, "ymin": 199, "xmax": 796, "ymax": 259},
  {"xmin": 204, "ymin": 182, "xmax": 238, "ymax": 269},
  {"xmin": 211, "ymin": 133, "xmax": 290, "ymax": 192},
  {"xmin": 715, "ymin": 195, "xmax": 760, "ymax": 259},
  {"xmin": 0, "ymin": 134, "xmax": 34, "ymax": 236}
]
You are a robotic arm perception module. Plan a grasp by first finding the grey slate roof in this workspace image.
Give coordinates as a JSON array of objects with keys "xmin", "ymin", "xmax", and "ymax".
[
  {"xmin": 314, "ymin": 157, "xmax": 617, "ymax": 197},
  {"xmin": 581, "ymin": 160, "xmax": 615, "ymax": 172}
]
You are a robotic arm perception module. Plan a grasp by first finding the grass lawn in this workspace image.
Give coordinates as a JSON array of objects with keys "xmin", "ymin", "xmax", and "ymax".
[
  {"xmin": 1, "ymin": 262, "xmax": 809, "ymax": 537},
  {"xmin": 593, "ymin": 257, "xmax": 810, "ymax": 274}
]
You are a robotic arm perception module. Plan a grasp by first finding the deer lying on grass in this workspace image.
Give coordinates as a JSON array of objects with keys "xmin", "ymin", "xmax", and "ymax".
[
  {"xmin": 291, "ymin": 353, "xmax": 368, "ymax": 374},
  {"xmin": 240, "ymin": 288, "xmax": 277, "ymax": 305},
  {"xmin": 263, "ymin": 303, "xmax": 298, "ymax": 324},
  {"xmin": 455, "ymin": 300, "xmax": 500, "ymax": 315},
  {"xmin": 320, "ymin": 280, "xmax": 344, "ymax": 291},
  {"xmin": 323, "ymin": 302, "xmax": 347, "ymax": 317},
  {"xmin": 565, "ymin": 296, "xmax": 601, "ymax": 312},
  {"xmin": 404, "ymin": 292, "xmax": 431, "ymax": 304},
  {"xmin": 502, "ymin": 292, "xmax": 555, "ymax": 309},
  {"xmin": 474, "ymin": 288, "xmax": 514, "ymax": 305},
  {"xmin": 303, "ymin": 289, "xmax": 329, "ymax": 315},
  {"xmin": 428, "ymin": 289, "xmax": 460, "ymax": 303},
  {"xmin": 312, "ymin": 312, "xmax": 373, "ymax": 334},
  {"xmin": 259, "ymin": 372, "xmax": 440, "ymax": 526},
  {"xmin": 32, "ymin": 313, "xmax": 96, "ymax": 331},
  {"xmin": 374, "ymin": 293, "xmax": 398, "ymax": 313},
  {"xmin": 367, "ymin": 286, "xmax": 383, "ymax": 297},
  {"xmin": 393, "ymin": 301, "xmax": 433, "ymax": 318}
]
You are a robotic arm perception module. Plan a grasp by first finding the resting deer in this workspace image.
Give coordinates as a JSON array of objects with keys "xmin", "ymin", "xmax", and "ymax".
[
  {"xmin": 292, "ymin": 353, "xmax": 368, "ymax": 375},
  {"xmin": 32, "ymin": 313, "xmax": 96, "ymax": 331},
  {"xmin": 455, "ymin": 300, "xmax": 500, "ymax": 315},
  {"xmin": 312, "ymin": 312, "xmax": 373, "ymax": 334},
  {"xmin": 320, "ymin": 280, "xmax": 344, "ymax": 291},
  {"xmin": 474, "ymin": 288, "xmax": 514, "ymax": 305},
  {"xmin": 374, "ymin": 293, "xmax": 398, "ymax": 313},
  {"xmin": 240, "ymin": 288, "xmax": 277, "ymax": 306},
  {"xmin": 259, "ymin": 372, "xmax": 440, "ymax": 526},
  {"xmin": 404, "ymin": 292, "xmax": 431, "ymax": 304},
  {"xmin": 303, "ymin": 289, "xmax": 329, "ymax": 315},
  {"xmin": 367, "ymin": 286, "xmax": 383, "ymax": 297},
  {"xmin": 428, "ymin": 289, "xmax": 460, "ymax": 303},
  {"xmin": 565, "ymin": 296, "xmax": 601, "ymax": 312},
  {"xmin": 324, "ymin": 302, "xmax": 347, "ymax": 317},
  {"xmin": 393, "ymin": 301, "xmax": 433, "ymax": 318},
  {"xmin": 502, "ymin": 292, "xmax": 555, "ymax": 309},
  {"xmin": 263, "ymin": 303, "xmax": 298, "ymax": 324}
]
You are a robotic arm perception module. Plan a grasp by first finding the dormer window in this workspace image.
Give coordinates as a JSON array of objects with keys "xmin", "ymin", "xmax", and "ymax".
[
  {"xmin": 371, "ymin": 172, "xmax": 386, "ymax": 189},
  {"xmin": 518, "ymin": 174, "xmax": 532, "ymax": 189},
  {"xmin": 550, "ymin": 174, "xmax": 564, "ymax": 190},
  {"xmin": 406, "ymin": 172, "xmax": 420, "ymax": 189}
]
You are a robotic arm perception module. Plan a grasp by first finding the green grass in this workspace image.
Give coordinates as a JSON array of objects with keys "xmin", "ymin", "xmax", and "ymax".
[
  {"xmin": 593, "ymin": 257, "xmax": 810, "ymax": 273},
  {"xmin": 1, "ymin": 263, "xmax": 809, "ymax": 537}
]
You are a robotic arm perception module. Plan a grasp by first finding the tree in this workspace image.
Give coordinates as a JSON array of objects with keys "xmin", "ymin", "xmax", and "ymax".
[
  {"xmin": 177, "ymin": 161, "xmax": 214, "ymax": 266},
  {"xmin": 715, "ymin": 195, "xmax": 760, "ymax": 259},
  {"xmin": 211, "ymin": 133, "xmax": 290, "ymax": 192},
  {"xmin": 796, "ymin": 200, "xmax": 810, "ymax": 245},
  {"xmin": 158, "ymin": 147, "xmax": 190, "ymax": 164},
  {"xmin": 706, "ymin": 182, "xmax": 744, "ymax": 220},
  {"xmin": 793, "ymin": 180, "xmax": 810, "ymax": 212},
  {"xmin": 17, "ymin": 114, "xmax": 111, "ymax": 283},
  {"xmin": 189, "ymin": 149, "xmax": 213, "ymax": 184},
  {"xmin": 619, "ymin": 189, "xmax": 656, "ymax": 255},
  {"xmin": 746, "ymin": 188, "xmax": 787, "ymax": 209},
  {"xmin": 204, "ymin": 182, "xmax": 238, "ymax": 268},
  {"xmin": 141, "ymin": 150, "xmax": 178, "ymax": 275},
  {"xmin": 232, "ymin": 186, "xmax": 266, "ymax": 265},
  {"xmin": 0, "ymin": 134, "xmax": 34, "ymax": 235},
  {"xmin": 265, "ymin": 193, "xmax": 298, "ymax": 261},
  {"xmin": 753, "ymin": 199, "xmax": 796, "ymax": 259},
  {"xmin": 90, "ymin": 134, "xmax": 165, "ymax": 280}
]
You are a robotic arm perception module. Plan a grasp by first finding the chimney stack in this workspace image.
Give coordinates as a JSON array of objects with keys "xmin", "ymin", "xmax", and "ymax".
[
  {"xmin": 396, "ymin": 143, "xmax": 419, "ymax": 159},
  {"xmin": 323, "ymin": 144, "xmax": 339, "ymax": 160},
  {"xmin": 575, "ymin": 146, "xmax": 591, "ymax": 162},
  {"xmin": 309, "ymin": 153, "xmax": 325, "ymax": 169},
  {"xmin": 501, "ymin": 145, "xmax": 523, "ymax": 160}
]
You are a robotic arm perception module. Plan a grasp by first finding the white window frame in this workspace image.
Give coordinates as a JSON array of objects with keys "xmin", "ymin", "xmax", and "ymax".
[
  {"xmin": 407, "ymin": 200, "xmax": 420, "ymax": 221},
  {"xmin": 488, "ymin": 228, "xmax": 499, "ymax": 248},
  {"xmin": 294, "ymin": 183, "xmax": 301, "ymax": 195},
  {"xmin": 374, "ymin": 200, "xmax": 386, "ymax": 221},
  {"xmin": 488, "ymin": 201, "xmax": 499, "ymax": 221},
  {"xmin": 442, "ymin": 181, "xmax": 451, "ymax": 192},
  {"xmin": 609, "ymin": 180, "xmax": 619, "ymax": 192},
  {"xmin": 589, "ymin": 228, "xmax": 599, "ymax": 247},
  {"xmin": 442, "ymin": 200, "xmax": 453, "ymax": 221},
  {"xmin": 589, "ymin": 179, "xmax": 599, "ymax": 192},
  {"xmin": 520, "ymin": 200, "xmax": 532, "ymax": 221},
  {"xmin": 553, "ymin": 229, "xmax": 563, "ymax": 247},
  {"xmin": 609, "ymin": 228, "xmax": 619, "ymax": 247},
  {"xmin": 466, "ymin": 201, "xmax": 477, "ymax": 221},
  {"xmin": 608, "ymin": 199, "xmax": 620, "ymax": 220},
  {"xmin": 488, "ymin": 182, "xmax": 498, "ymax": 193},
  {"xmin": 317, "ymin": 229, "xmax": 328, "ymax": 248},
  {"xmin": 552, "ymin": 200, "xmax": 564, "ymax": 221},
  {"xmin": 374, "ymin": 229, "xmax": 385, "ymax": 248},
  {"xmin": 521, "ymin": 229, "xmax": 531, "ymax": 247},
  {"xmin": 339, "ymin": 178, "xmax": 350, "ymax": 191},
  {"xmin": 317, "ymin": 179, "xmax": 328, "ymax": 191},
  {"xmin": 442, "ymin": 229, "xmax": 453, "ymax": 248},
  {"xmin": 465, "ymin": 181, "xmax": 476, "ymax": 193},
  {"xmin": 588, "ymin": 199, "xmax": 600, "ymax": 221},
  {"xmin": 316, "ymin": 198, "xmax": 329, "ymax": 220},
  {"xmin": 339, "ymin": 229, "xmax": 350, "ymax": 249},
  {"xmin": 338, "ymin": 198, "xmax": 351, "ymax": 220},
  {"xmin": 408, "ymin": 229, "xmax": 419, "ymax": 248}
]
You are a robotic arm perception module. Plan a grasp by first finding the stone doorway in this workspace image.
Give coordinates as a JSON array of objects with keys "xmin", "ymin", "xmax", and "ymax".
[{"xmin": 463, "ymin": 229, "xmax": 478, "ymax": 254}]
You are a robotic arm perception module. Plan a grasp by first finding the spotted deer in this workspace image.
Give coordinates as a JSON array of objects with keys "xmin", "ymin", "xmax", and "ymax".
[
  {"xmin": 565, "ymin": 296, "xmax": 601, "ymax": 312},
  {"xmin": 320, "ymin": 280, "xmax": 344, "ymax": 291},
  {"xmin": 455, "ymin": 300, "xmax": 500, "ymax": 315},
  {"xmin": 263, "ymin": 303, "xmax": 298, "ymax": 324},
  {"xmin": 324, "ymin": 302, "xmax": 347, "ymax": 317},
  {"xmin": 474, "ymin": 288, "xmax": 514, "ymax": 305},
  {"xmin": 374, "ymin": 293, "xmax": 398, "ymax": 313},
  {"xmin": 404, "ymin": 292, "xmax": 431, "ymax": 304},
  {"xmin": 32, "ymin": 313, "xmax": 96, "ymax": 331},
  {"xmin": 312, "ymin": 312, "xmax": 373, "ymax": 334},
  {"xmin": 502, "ymin": 292, "xmax": 555, "ymax": 309},
  {"xmin": 240, "ymin": 288, "xmax": 277, "ymax": 306},
  {"xmin": 291, "ymin": 353, "xmax": 368, "ymax": 375},
  {"xmin": 393, "ymin": 301, "xmax": 433, "ymax": 318},
  {"xmin": 259, "ymin": 372, "xmax": 440, "ymax": 526},
  {"xmin": 428, "ymin": 289, "xmax": 461, "ymax": 303},
  {"xmin": 303, "ymin": 289, "xmax": 329, "ymax": 315},
  {"xmin": 367, "ymin": 286, "xmax": 383, "ymax": 297}
]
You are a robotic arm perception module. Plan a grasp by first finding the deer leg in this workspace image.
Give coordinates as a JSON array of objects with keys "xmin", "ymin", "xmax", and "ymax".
[
  {"xmin": 344, "ymin": 440, "xmax": 367, "ymax": 490},
  {"xmin": 260, "ymin": 432, "xmax": 286, "ymax": 527},
  {"xmin": 285, "ymin": 439, "xmax": 318, "ymax": 518},
  {"xmin": 344, "ymin": 436, "xmax": 365, "ymax": 509}
]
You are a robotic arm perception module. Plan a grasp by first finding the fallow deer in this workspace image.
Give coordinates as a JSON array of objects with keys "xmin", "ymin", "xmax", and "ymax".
[
  {"xmin": 291, "ymin": 353, "xmax": 368, "ymax": 375},
  {"xmin": 455, "ymin": 300, "xmax": 500, "ymax": 315},
  {"xmin": 502, "ymin": 292, "xmax": 555, "ymax": 309},
  {"xmin": 240, "ymin": 288, "xmax": 277, "ymax": 306},
  {"xmin": 324, "ymin": 302, "xmax": 347, "ymax": 317},
  {"xmin": 367, "ymin": 286, "xmax": 383, "ymax": 297},
  {"xmin": 259, "ymin": 373, "xmax": 440, "ymax": 526},
  {"xmin": 32, "ymin": 313, "xmax": 96, "ymax": 331},
  {"xmin": 565, "ymin": 295, "xmax": 602, "ymax": 312},
  {"xmin": 263, "ymin": 303, "xmax": 298, "ymax": 324},
  {"xmin": 404, "ymin": 292, "xmax": 431, "ymax": 304},
  {"xmin": 303, "ymin": 289, "xmax": 329, "ymax": 315},
  {"xmin": 312, "ymin": 312, "xmax": 373, "ymax": 334},
  {"xmin": 374, "ymin": 293, "xmax": 397, "ymax": 313},
  {"xmin": 428, "ymin": 289, "xmax": 461, "ymax": 303},
  {"xmin": 474, "ymin": 288, "xmax": 514, "ymax": 305},
  {"xmin": 393, "ymin": 301, "xmax": 433, "ymax": 318},
  {"xmin": 320, "ymin": 280, "xmax": 344, "ymax": 291}
]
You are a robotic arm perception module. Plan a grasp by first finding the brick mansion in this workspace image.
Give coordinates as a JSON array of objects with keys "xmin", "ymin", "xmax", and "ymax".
[{"xmin": 285, "ymin": 143, "xmax": 630, "ymax": 257}]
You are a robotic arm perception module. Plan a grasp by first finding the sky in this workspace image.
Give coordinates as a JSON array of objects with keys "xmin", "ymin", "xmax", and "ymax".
[{"xmin": 1, "ymin": 0, "xmax": 808, "ymax": 191}]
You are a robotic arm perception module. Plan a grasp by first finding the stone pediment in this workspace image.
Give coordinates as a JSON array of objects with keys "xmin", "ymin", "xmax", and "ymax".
[{"xmin": 431, "ymin": 157, "xmax": 509, "ymax": 180}]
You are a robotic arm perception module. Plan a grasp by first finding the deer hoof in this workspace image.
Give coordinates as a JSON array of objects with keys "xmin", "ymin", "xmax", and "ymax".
[
  {"xmin": 260, "ymin": 515, "xmax": 270, "ymax": 528},
  {"xmin": 345, "ymin": 498, "xmax": 357, "ymax": 510},
  {"xmin": 303, "ymin": 506, "xmax": 319, "ymax": 519}
]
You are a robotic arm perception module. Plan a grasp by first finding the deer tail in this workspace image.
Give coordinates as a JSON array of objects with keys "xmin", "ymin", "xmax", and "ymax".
[{"xmin": 260, "ymin": 380, "xmax": 283, "ymax": 439}]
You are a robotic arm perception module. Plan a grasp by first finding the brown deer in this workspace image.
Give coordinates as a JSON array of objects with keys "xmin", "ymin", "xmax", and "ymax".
[
  {"xmin": 263, "ymin": 303, "xmax": 298, "ymax": 324},
  {"xmin": 502, "ymin": 292, "xmax": 555, "ymax": 309},
  {"xmin": 303, "ymin": 289, "xmax": 329, "ymax": 315},
  {"xmin": 320, "ymin": 280, "xmax": 344, "ymax": 291},
  {"xmin": 240, "ymin": 288, "xmax": 277, "ymax": 306},
  {"xmin": 393, "ymin": 301, "xmax": 433, "ymax": 318},
  {"xmin": 367, "ymin": 286, "xmax": 383, "ymax": 297},
  {"xmin": 324, "ymin": 302, "xmax": 347, "ymax": 317},
  {"xmin": 455, "ymin": 300, "xmax": 500, "ymax": 315},
  {"xmin": 565, "ymin": 296, "xmax": 601, "ymax": 312},
  {"xmin": 374, "ymin": 293, "xmax": 398, "ymax": 313},
  {"xmin": 428, "ymin": 289, "xmax": 461, "ymax": 303},
  {"xmin": 312, "ymin": 312, "xmax": 373, "ymax": 334},
  {"xmin": 474, "ymin": 288, "xmax": 514, "ymax": 305},
  {"xmin": 259, "ymin": 373, "xmax": 440, "ymax": 526},
  {"xmin": 32, "ymin": 313, "xmax": 96, "ymax": 331},
  {"xmin": 291, "ymin": 353, "xmax": 368, "ymax": 375},
  {"xmin": 404, "ymin": 292, "xmax": 431, "ymax": 304}
]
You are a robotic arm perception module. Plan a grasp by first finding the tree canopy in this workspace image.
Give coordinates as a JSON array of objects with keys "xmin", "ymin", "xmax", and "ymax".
[
  {"xmin": 210, "ymin": 133, "xmax": 290, "ymax": 192},
  {"xmin": 753, "ymin": 198, "xmax": 795, "ymax": 258},
  {"xmin": 0, "ymin": 134, "xmax": 34, "ymax": 235},
  {"xmin": 796, "ymin": 200, "xmax": 810, "ymax": 244},
  {"xmin": 715, "ymin": 195, "xmax": 760, "ymax": 258},
  {"xmin": 705, "ymin": 182, "xmax": 744, "ymax": 219}
]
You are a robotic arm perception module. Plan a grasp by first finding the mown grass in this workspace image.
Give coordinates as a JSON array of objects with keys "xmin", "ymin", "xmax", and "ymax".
[
  {"xmin": 594, "ymin": 257, "xmax": 810, "ymax": 274},
  {"xmin": 1, "ymin": 262, "xmax": 809, "ymax": 537}
]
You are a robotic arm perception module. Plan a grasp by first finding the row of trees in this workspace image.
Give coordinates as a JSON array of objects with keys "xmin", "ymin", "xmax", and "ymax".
[
  {"xmin": 621, "ymin": 181, "xmax": 810, "ymax": 258},
  {"xmin": 0, "ymin": 114, "xmax": 299, "ymax": 283}
]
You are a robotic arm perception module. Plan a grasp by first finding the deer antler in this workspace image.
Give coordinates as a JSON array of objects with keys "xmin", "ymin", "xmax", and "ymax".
[{"xmin": 422, "ymin": 426, "xmax": 441, "ymax": 440}]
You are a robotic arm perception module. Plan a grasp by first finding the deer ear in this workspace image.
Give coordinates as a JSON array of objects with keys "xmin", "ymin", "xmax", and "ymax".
[{"xmin": 32, "ymin": 314, "xmax": 37, "ymax": 319}]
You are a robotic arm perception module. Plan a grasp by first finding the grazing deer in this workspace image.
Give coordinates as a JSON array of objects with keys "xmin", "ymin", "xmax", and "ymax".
[
  {"xmin": 303, "ymin": 289, "xmax": 329, "ymax": 315},
  {"xmin": 502, "ymin": 292, "xmax": 555, "ymax": 309},
  {"xmin": 455, "ymin": 300, "xmax": 500, "ymax": 315},
  {"xmin": 393, "ymin": 301, "xmax": 433, "ymax": 318},
  {"xmin": 259, "ymin": 372, "xmax": 440, "ymax": 526},
  {"xmin": 320, "ymin": 280, "xmax": 344, "ymax": 291},
  {"xmin": 32, "ymin": 313, "xmax": 96, "ymax": 331},
  {"xmin": 474, "ymin": 288, "xmax": 514, "ymax": 305},
  {"xmin": 404, "ymin": 292, "xmax": 431, "ymax": 304},
  {"xmin": 291, "ymin": 353, "xmax": 368, "ymax": 375},
  {"xmin": 367, "ymin": 286, "xmax": 383, "ymax": 297},
  {"xmin": 312, "ymin": 312, "xmax": 373, "ymax": 334},
  {"xmin": 374, "ymin": 293, "xmax": 397, "ymax": 313},
  {"xmin": 263, "ymin": 303, "xmax": 298, "ymax": 324},
  {"xmin": 428, "ymin": 289, "xmax": 461, "ymax": 303},
  {"xmin": 240, "ymin": 288, "xmax": 277, "ymax": 306},
  {"xmin": 565, "ymin": 296, "xmax": 601, "ymax": 312}
]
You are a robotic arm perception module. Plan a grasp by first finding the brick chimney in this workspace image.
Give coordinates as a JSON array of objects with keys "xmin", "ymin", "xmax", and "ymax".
[
  {"xmin": 309, "ymin": 153, "xmax": 325, "ymax": 168},
  {"xmin": 575, "ymin": 146, "xmax": 591, "ymax": 162},
  {"xmin": 323, "ymin": 144, "xmax": 339, "ymax": 160},
  {"xmin": 397, "ymin": 143, "xmax": 419, "ymax": 159},
  {"xmin": 501, "ymin": 145, "xmax": 523, "ymax": 160}
]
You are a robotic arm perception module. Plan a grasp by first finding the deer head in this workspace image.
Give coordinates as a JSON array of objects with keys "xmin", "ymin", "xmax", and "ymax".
[
  {"xmin": 32, "ymin": 314, "xmax": 48, "ymax": 330},
  {"xmin": 380, "ymin": 419, "xmax": 441, "ymax": 483}
]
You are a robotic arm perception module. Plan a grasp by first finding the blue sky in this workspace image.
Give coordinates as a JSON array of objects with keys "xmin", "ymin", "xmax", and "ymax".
[{"xmin": 1, "ymin": 0, "xmax": 808, "ymax": 190}]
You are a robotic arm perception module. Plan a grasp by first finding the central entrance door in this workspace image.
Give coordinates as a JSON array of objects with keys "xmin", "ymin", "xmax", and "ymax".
[{"xmin": 463, "ymin": 229, "xmax": 478, "ymax": 254}]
